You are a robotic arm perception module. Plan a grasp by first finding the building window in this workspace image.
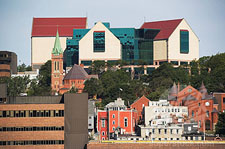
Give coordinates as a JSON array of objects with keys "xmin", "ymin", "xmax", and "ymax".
[
  {"xmin": 124, "ymin": 117, "xmax": 128, "ymax": 127},
  {"xmin": 170, "ymin": 129, "xmax": 173, "ymax": 134},
  {"xmin": 102, "ymin": 137, "xmax": 105, "ymax": 140},
  {"xmin": 101, "ymin": 120, "xmax": 105, "ymax": 128},
  {"xmin": 176, "ymin": 129, "xmax": 179, "ymax": 134},
  {"xmin": 112, "ymin": 114, "xmax": 115, "ymax": 118},
  {"xmin": 102, "ymin": 131, "xmax": 105, "ymax": 136},
  {"xmin": 206, "ymin": 110, "xmax": 209, "ymax": 117},
  {"xmin": 192, "ymin": 110, "xmax": 194, "ymax": 117},
  {"xmin": 223, "ymin": 97, "xmax": 225, "ymax": 103},
  {"xmin": 93, "ymin": 31, "xmax": 105, "ymax": 52},
  {"xmin": 152, "ymin": 129, "xmax": 155, "ymax": 134},
  {"xmin": 113, "ymin": 127, "xmax": 115, "ymax": 131},
  {"xmin": 158, "ymin": 129, "xmax": 161, "ymax": 134},
  {"xmin": 164, "ymin": 129, "xmax": 167, "ymax": 134},
  {"xmin": 112, "ymin": 120, "xmax": 115, "ymax": 125},
  {"xmin": 199, "ymin": 120, "xmax": 201, "ymax": 128},
  {"xmin": 180, "ymin": 30, "xmax": 189, "ymax": 54}
]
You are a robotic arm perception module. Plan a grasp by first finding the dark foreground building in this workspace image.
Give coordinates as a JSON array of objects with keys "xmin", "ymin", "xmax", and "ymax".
[
  {"xmin": 0, "ymin": 93, "xmax": 88, "ymax": 149},
  {"xmin": 0, "ymin": 51, "xmax": 17, "ymax": 77}
]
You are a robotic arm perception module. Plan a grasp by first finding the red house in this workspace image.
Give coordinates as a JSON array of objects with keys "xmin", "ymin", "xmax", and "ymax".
[
  {"xmin": 130, "ymin": 95, "xmax": 150, "ymax": 124},
  {"xmin": 97, "ymin": 98, "xmax": 138, "ymax": 140}
]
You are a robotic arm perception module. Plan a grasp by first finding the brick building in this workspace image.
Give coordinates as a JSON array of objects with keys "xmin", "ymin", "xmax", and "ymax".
[
  {"xmin": 130, "ymin": 95, "xmax": 150, "ymax": 123},
  {"xmin": 168, "ymin": 83, "xmax": 218, "ymax": 131},
  {"xmin": 0, "ymin": 51, "xmax": 17, "ymax": 77},
  {"xmin": 97, "ymin": 98, "xmax": 138, "ymax": 140},
  {"xmin": 0, "ymin": 94, "xmax": 88, "ymax": 148},
  {"xmin": 213, "ymin": 93, "xmax": 225, "ymax": 112}
]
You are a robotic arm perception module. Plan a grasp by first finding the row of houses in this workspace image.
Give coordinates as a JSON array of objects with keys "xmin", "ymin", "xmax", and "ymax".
[{"xmin": 96, "ymin": 83, "xmax": 225, "ymax": 141}]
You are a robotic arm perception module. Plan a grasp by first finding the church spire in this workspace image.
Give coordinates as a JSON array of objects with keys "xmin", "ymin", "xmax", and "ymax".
[{"xmin": 52, "ymin": 29, "xmax": 63, "ymax": 55}]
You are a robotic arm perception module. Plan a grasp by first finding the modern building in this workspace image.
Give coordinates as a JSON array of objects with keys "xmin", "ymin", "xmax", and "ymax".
[
  {"xmin": 31, "ymin": 17, "xmax": 87, "ymax": 70},
  {"xmin": 0, "ymin": 51, "xmax": 17, "ymax": 77},
  {"xmin": 168, "ymin": 83, "xmax": 219, "ymax": 131},
  {"xmin": 64, "ymin": 18, "xmax": 199, "ymax": 75},
  {"xmin": 0, "ymin": 93, "xmax": 88, "ymax": 148},
  {"xmin": 97, "ymin": 98, "xmax": 138, "ymax": 140},
  {"xmin": 141, "ymin": 18, "xmax": 199, "ymax": 65}
]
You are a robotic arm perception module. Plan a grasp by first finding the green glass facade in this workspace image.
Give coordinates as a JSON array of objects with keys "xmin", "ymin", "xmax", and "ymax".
[
  {"xmin": 180, "ymin": 30, "xmax": 189, "ymax": 54},
  {"xmin": 93, "ymin": 31, "xmax": 105, "ymax": 52},
  {"xmin": 64, "ymin": 23, "xmax": 159, "ymax": 68}
]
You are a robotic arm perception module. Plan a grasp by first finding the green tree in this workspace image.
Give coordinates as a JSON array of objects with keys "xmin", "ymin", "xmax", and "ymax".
[
  {"xmin": 215, "ymin": 112, "xmax": 225, "ymax": 136},
  {"xmin": 27, "ymin": 60, "xmax": 52, "ymax": 96},
  {"xmin": 0, "ymin": 76, "xmax": 30, "ymax": 96},
  {"xmin": 84, "ymin": 78, "xmax": 103, "ymax": 98},
  {"xmin": 89, "ymin": 60, "xmax": 106, "ymax": 75},
  {"xmin": 17, "ymin": 63, "xmax": 32, "ymax": 72}
]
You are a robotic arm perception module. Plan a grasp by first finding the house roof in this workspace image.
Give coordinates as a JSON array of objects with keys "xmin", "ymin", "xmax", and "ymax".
[
  {"xmin": 140, "ymin": 19, "xmax": 183, "ymax": 40},
  {"xmin": 64, "ymin": 64, "xmax": 89, "ymax": 80},
  {"xmin": 32, "ymin": 17, "xmax": 87, "ymax": 37},
  {"xmin": 131, "ymin": 95, "xmax": 150, "ymax": 106}
]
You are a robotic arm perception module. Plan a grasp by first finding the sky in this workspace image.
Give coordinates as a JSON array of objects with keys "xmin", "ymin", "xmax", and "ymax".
[{"xmin": 0, "ymin": 0, "xmax": 225, "ymax": 65}]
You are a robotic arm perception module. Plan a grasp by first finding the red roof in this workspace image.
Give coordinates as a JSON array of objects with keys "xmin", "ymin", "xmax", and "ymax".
[
  {"xmin": 32, "ymin": 17, "xmax": 87, "ymax": 37},
  {"xmin": 140, "ymin": 19, "xmax": 183, "ymax": 40}
]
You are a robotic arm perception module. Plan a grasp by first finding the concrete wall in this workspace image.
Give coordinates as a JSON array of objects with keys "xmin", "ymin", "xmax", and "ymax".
[
  {"xmin": 168, "ymin": 19, "xmax": 199, "ymax": 61},
  {"xmin": 31, "ymin": 37, "xmax": 68, "ymax": 69},
  {"xmin": 79, "ymin": 22, "xmax": 121, "ymax": 63}
]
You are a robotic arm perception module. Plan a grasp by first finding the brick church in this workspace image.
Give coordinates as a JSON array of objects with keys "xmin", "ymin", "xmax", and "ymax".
[{"xmin": 51, "ymin": 30, "xmax": 97, "ymax": 94}]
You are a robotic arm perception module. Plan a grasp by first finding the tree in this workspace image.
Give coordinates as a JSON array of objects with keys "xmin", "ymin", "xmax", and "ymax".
[
  {"xmin": 215, "ymin": 112, "xmax": 225, "ymax": 136},
  {"xmin": 27, "ymin": 60, "xmax": 52, "ymax": 96},
  {"xmin": 68, "ymin": 87, "xmax": 78, "ymax": 93},
  {"xmin": 17, "ymin": 63, "xmax": 32, "ymax": 72},
  {"xmin": 0, "ymin": 76, "xmax": 30, "ymax": 96},
  {"xmin": 84, "ymin": 78, "xmax": 103, "ymax": 98}
]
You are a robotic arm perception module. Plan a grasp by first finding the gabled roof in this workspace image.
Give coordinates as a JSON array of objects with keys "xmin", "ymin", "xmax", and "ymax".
[
  {"xmin": 131, "ymin": 95, "xmax": 150, "ymax": 106},
  {"xmin": 140, "ymin": 19, "xmax": 183, "ymax": 40},
  {"xmin": 32, "ymin": 17, "xmax": 87, "ymax": 37},
  {"xmin": 64, "ymin": 64, "xmax": 89, "ymax": 80}
]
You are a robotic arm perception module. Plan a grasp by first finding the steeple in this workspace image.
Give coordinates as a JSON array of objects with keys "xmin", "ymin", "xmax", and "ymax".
[
  {"xmin": 52, "ymin": 29, "xmax": 63, "ymax": 55},
  {"xmin": 199, "ymin": 81, "xmax": 208, "ymax": 99}
]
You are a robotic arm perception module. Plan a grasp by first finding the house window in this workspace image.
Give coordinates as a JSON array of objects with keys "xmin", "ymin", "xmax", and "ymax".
[
  {"xmin": 180, "ymin": 30, "xmax": 189, "ymax": 54},
  {"xmin": 176, "ymin": 129, "xmax": 179, "ymax": 134},
  {"xmin": 112, "ymin": 114, "xmax": 115, "ymax": 118},
  {"xmin": 113, "ymin": 127, "xmax": 115, "ymax": 131},
  {"xmin": 164, "ymin": 129, "xmax": 167, "ymax": 134},
  {"xmin": 170, "ymin": 129, "xmax": 173, "ymax": 134},
  {"xmin": 124, "ymin": 117, "xmax": 128, "ymax": 127},
  {"xmin": 152, "ymin": 129, "xmax": 155, "ymax": 134},
  {"xmin": 112, "ymin": 120, "xmax": 115, "ymax": 125},
  {"xmin": 101, "ymin": 120, "xmax": 105, "ymax": 128},
  {"xmin": 93, "ymin": 31, "xmax": 105, "ymax": 52},
  {"xmin": 102, "ymin": 131, "xmax": 105, "ymax": 136},
  {"xmin": 158, "ymin": 129, "xmax": 161, "ymax": 134},
  {"xmin": 192, "ymin": 110, "xmax": 194, "ymax": 117}
]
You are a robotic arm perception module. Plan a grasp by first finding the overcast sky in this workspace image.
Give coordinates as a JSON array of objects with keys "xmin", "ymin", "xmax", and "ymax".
[{"xmin": 0, "ymin": 0, "xmax": 225, "ymax": 65}]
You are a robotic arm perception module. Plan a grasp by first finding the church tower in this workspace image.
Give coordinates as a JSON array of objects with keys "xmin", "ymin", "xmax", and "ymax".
[{"xmin": 51, "ymin": 29, "xmax": 64, "ymax": 93}]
